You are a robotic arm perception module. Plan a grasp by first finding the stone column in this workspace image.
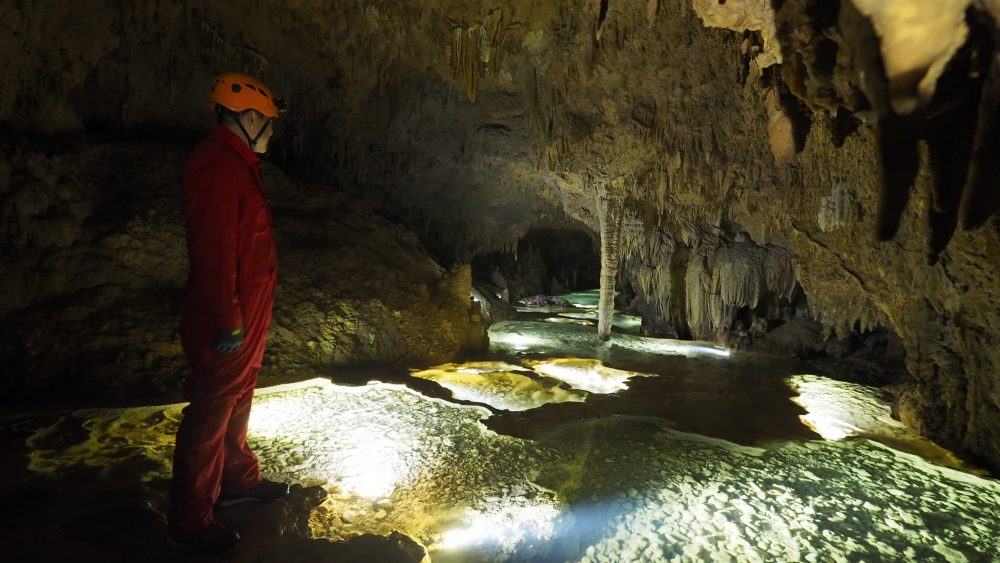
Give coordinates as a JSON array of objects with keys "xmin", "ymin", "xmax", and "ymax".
[{"xmin": 597, "ymin": 184, "xmax": 625, "ymax": 341}]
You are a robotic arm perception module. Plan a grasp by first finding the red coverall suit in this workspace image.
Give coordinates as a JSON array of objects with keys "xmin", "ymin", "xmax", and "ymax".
[{"xmin": 169, "ymin": 125, "xmax": 278, "ymax": 532}]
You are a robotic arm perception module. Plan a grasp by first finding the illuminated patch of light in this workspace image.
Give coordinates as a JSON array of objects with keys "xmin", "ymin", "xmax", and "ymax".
[
  {"xmin": 612, "ymin": 315, "xmax": 642, "ymax": 331},
  {"xmin": 538, "ymin": 418, "xmax": 1000, "ymax": 562},
  {"xmin": 785, "ymin": 375, "xmax": 982, "ymax": 472},
  {"xmin": 543, "ymin": 316, "xmax": 592, "ymax": 325},
  {"xmin": 786, "ymin": 375, "xmax": 904, "ymax": 441},
  {"xmin": 338, "ymin": 424, "xmax": 405, "ymax": 498},
  {"xmin": 435, "ymin": 503, "xmax": 560, "ymax": 553},
  {"xmin": 452, "ymin": 361, "xmax": 525, "ymax": 374},
  {"xmin": 614, "ymin": 336, "xmax": 732, "ymax": 359},
  {"xmin": 248, "ymin": 379, "xmax": 425, "ymax": 498},
  {"xmin": 490, "ymin": 321, "xmax": 730, "ymax": 359},
  {"xmin": 488, "ymin": 331, "xmax": 547, "ymax": 351},
  {"xmin": 514, "ymin": 305, "xmax": 580, "ymax": 314},
  {"xmin": 557, "ymin": 311, "xmax": 642, "ymax": 331},
  {"xmin": 525, "ymin": 358, "xmax": 651, "ymax": 394},
  {"xmin": 557, "ymin": 313, "xmax": 595, "ymax": 321},
  {"xmin": 22, "ymin": 375, "xmax": 1000, "ymax": 561},
  {"xmin": 411, "ymin": 362, "xmax": 587, "ymax": 411},
  {"xmin": 241, "ymin": 379, "xmax": 566, "ymax": 553}
]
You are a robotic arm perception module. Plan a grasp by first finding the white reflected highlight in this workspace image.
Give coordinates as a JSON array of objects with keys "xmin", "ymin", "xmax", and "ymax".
[
  {"xmin": 557, "ymin": 311, "xmax": 642, "ymax": 331},
  {"xmin": 437, "ymin": 504, "xmax": 560, "ymax": 552},
  {"xmin": 490, "ymin": 320, "xmax": 731, "ymax": 359},
  {"xmin": 411, "ymin": 362, "xmax": 587, "ymax": 411},
  {"xmin": 559, "ymin": 289, "xmax": 604, "ymax": 308},
  {"xmin": 489, "ymin": 332, "xmax": 547, "ymax": 351},
  {"xmin": 785, "ymin": 375, "xmax": 984, "ymax": 472},
  {"xmin": 543, "ymin": 316, "xmax": 592, "ymax": 326},
  {"xmin": 617, "ymin": 337, "xmax": 732, "ymax": 358},
  {"xmin": 248, "ymin": 379, "xmax": 420, "ymax": 499},
  {"xmin": 525, "ymin": 358, "xmax": 651, "ymax": 394},
  {"xmin": 786, "ymin": 375, "xmax": 904, "ymax": 441},
  {"xmin": 23, "ymin": 367, "xmax": 1000, "ymax": 561},
  {"xmin": 339, "ymin": 424, "xmax": 405, "ymax": 498}
]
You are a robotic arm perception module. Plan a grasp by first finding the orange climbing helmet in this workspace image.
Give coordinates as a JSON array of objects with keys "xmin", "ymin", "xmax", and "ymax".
[{"xmin": 208, "ymin": 72, "xmax": 286, "ymax": 118}]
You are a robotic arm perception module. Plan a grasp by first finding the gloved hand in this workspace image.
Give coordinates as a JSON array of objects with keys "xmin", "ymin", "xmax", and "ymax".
[{"xmin": 213, "ymin": 327, "xmax": 244, "ymax": 354}]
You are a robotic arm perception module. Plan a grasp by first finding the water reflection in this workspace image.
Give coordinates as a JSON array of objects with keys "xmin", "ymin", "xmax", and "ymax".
[
  {"xmin": 410, "ymin": 362, "xmax": 587, "ymax": 411},
  {"xmin": 13, "ymin": 289, "xmax": 998, "ymax": 562}
]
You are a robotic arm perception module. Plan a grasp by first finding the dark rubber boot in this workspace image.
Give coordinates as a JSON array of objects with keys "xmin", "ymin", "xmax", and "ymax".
[
  {"xmin": 166, "ymin": 521, "xmax": 241, "ymax": 554},
  {"xmin": 217, "ymin": 479, "xmax": 291, "ymax": 508}
]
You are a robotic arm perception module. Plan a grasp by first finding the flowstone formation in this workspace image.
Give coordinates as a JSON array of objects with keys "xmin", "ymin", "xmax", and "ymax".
[{"xmin": 3, "ymin": 0, "xmax": 1000, "ymax": 469}]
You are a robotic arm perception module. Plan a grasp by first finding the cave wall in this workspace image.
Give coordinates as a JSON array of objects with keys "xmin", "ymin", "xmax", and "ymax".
[
  {"xmin": 472, "ymin": 227, "xmax": 601, "ymax": 303},
  {"xmin": 3, "ymin": 1, "xmax": 1000, "ymax": 468},
  {"xmin": 509, "ymin": 0, "xmax": 1000, "ymax": 469},
  {"xmin": 0, "ymin": 137, "xmax": 483, "ymax": 404},
  {"xmin": 0, "ymin": 0, "xmax": 566, "ymax": 260}
]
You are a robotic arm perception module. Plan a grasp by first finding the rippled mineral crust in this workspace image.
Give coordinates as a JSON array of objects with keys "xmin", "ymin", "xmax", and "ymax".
[{"xmin": 17, "ymin": 371, "xmax": 1000, "ymax": 561}]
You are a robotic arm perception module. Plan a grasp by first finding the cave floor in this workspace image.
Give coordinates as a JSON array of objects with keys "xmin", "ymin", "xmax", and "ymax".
[{"xmin": 1, "ymin": 291, "xmax": 998, "ymax": 562}]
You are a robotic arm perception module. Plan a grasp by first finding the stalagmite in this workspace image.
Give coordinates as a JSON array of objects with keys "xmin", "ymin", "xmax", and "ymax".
[{"xmin": 597, "ymin": 183, "xmax": 625, "ymax": 341}]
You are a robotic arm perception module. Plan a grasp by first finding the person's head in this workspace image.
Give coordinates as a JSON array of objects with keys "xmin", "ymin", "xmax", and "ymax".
[{"xmin": 208, "ymin": 73, "xmax": 286, "ymax": 154}]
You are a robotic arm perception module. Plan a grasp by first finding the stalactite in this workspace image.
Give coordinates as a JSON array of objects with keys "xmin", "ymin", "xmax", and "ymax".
[
  {"xmin": 676, "ymin": 238, "xmax": 801, "ymax": 341},
  {"xmin": 465, "ymin": 26, "xmax": 481, "ymax": 102},
  {"xmin": 764, "ymin": 247, "xmax": 796, "ymax": 301},
  {"xmin": 712, "ymin": 242, "xmax": 767, "ymax": 310},
  {"xmin": 684, "ymin": 252, "xmax": 714, "ymax": 339},
  {"xmin": 444, "ymin": 11, "xmax": 508, "ymax": 104}
]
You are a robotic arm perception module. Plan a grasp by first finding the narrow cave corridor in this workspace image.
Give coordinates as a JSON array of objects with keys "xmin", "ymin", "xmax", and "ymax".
[{"xmin": 3, "ymin": 1, "xmax": 1000, "ymax": 561}]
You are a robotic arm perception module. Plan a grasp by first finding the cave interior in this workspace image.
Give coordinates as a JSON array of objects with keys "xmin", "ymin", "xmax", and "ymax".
[{"xmin": 3, "ymin": 0, "xmax": 1000, "ymax": 561}]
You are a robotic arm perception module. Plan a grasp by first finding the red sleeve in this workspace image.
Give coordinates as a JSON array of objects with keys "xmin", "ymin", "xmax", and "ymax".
[{"xmin": 185, "ymin": 161, "xmax": 243, "ymax": 332}]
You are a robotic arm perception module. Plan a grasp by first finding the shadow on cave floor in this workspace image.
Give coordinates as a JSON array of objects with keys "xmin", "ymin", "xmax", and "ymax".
[{"xmin": 1, "ymin": 291, "xmax": 997, "ymax": 562}]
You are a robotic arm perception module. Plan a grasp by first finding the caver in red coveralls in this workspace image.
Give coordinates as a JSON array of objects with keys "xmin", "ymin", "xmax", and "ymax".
[{"xmin": 169, "ymin": 124, "xmax": 278, "ymax": 532}]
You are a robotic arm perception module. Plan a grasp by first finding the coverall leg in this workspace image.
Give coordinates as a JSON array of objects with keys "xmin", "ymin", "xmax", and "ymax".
[
  {"xmin": 220, "ymin": 367, "xmax": 261, "ymax": 496},
  {"xmin": 169, "ymin": 278, "xmax": 274, "ymax": 531}
]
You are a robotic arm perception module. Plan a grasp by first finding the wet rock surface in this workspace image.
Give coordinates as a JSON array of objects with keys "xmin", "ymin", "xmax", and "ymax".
[
  {"xmin": 518, "ymin": 295, "xmax": 574, "ymax": 308},
  {"xmin": 0, "ymin": 139, "xmax": 483, "ymax": 405},
  {"xmin": 0, "ymin": 293, "xmax": 995, "ymax": 562},
  {"xmin": 3, "ymin": 348, "xmax": 998, "ymax": 562}
]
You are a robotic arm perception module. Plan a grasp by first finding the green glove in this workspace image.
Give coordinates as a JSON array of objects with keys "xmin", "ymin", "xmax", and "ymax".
[{"xmin": 213, "ymin": 327, "xmax": 244, "ymax": 354}]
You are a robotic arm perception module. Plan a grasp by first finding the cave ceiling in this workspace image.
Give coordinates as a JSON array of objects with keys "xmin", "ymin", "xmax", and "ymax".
[{"xmin": 3, "ymin": 0, "xmax": 996, "ymax": 262}]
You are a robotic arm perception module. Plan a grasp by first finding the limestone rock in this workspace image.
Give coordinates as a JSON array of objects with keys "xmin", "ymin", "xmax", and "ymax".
[
  {"xmin": 0, "ymin": 141, "xmax": 482, "ymax": 403},
  {"xmin": 850, "ymin": 0, "xmax": 972, "ymax": 113},
  {"xmin": 692, "ymin": 0, "xmax": 781, "ymax": 68},
  {"xmin": 818, "ymin": 181, "xmax": 863, "ymax": 232}
]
